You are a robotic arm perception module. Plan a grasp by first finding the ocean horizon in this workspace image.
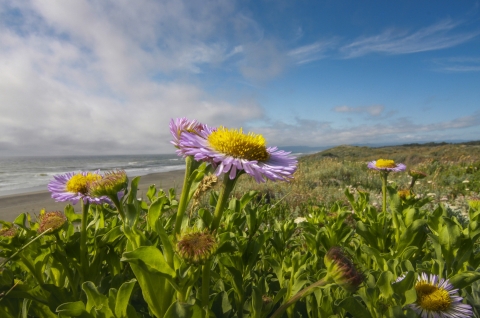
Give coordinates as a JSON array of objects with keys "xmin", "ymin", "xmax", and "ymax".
[{"xmin": 0, "ymin": 154, "xmax": 185, "ymax": 197}]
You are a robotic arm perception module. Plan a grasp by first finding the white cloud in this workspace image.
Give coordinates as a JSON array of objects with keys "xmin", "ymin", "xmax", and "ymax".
[
  {"xmin": 0, "ymin": 0, "xmax": 267, "ymax": 156},
  {"xmin": 333, "ymin": 105, "xmax": 385, "ymax": 116},
  {"xmin": 341, "ymin": 19, "xmax": 479, "ymax": 58},
  {"xmin": 432, "ymin": 56, "xmax": 480, "ymax": 72}
]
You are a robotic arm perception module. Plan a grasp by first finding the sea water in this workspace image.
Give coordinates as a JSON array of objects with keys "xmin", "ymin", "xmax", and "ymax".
[{"xmin": 0, "ymin": 154, "xmax": 185, "ymax": 197}]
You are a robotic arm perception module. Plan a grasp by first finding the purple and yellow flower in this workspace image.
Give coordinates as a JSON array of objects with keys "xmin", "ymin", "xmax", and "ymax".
[
  {"xmin": 169, "ymin": 117, "xmax": 209, "ymax": 156},
  {"xmin": 367, "ymin": 159, "xmax": 406, "ymax": 172},
  {"xmin": 408, "ymin": 273, "xmax": 473, "ymax": 318},
  {"xmin": 179, "ymin": 125, "xmax": 297, "ymax": 183},
  {"xmin": 37, "ymin": 211, "xmax": 67, "ymax": 234},
  {"xmin": 48, "ymin": 171, "xmax": 110, "ymax": 204}
]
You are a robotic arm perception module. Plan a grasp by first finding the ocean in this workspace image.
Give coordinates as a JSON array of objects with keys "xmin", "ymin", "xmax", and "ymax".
[{"xmin": 0, "ymin": 154, "xmax": 185, "ymax": 197}]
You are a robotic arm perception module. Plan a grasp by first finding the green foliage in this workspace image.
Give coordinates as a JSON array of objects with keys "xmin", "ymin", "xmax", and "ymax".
[{"xmin": 1, "ymin": 145, "xmax": 480, "ymax": 317}]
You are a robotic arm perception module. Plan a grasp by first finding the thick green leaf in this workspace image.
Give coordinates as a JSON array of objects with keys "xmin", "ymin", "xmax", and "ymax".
[
  {"xmin": 115, "ymin": 279, "xmax": 137, "ymax": 318},
  {"xmin": 65, "ymin": 204, "xmax": 82, "ymax": 222},
  {"xmin": 164, "ymin": 302, "xmax": 203, "ymax": 318},
  {"xmin": 148, "ymin": 197, "xmax": 169, "ymax": 229},
  {"xmin": 376, "ymin": 271, "xmax": 394, "ymax": 300},
  {"xmin": 449, "ymin": 271, "xmax": 480, "ymax": 289},
  {"xmin": 335, "ymin": 296, "xmax": 373, "ymax": 318},
  {"xmin": 82, "ymin": 281, "xmax": 114, "ymax": 317},
  {"xmin": 56, "ymin": 301, "xmax": 93, "ymax": 318},
  {"xmin": 121, "ymin": 246, "xmax": 176, "ymax": 278}
]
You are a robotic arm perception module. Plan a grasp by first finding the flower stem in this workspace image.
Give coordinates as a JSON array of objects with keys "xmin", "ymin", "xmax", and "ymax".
[
  {"xmin": 202, "ymin": 173, "xmax": 238, "ymax": 309},
  {"xmin": 381, "ymin": 172, "xmax": 388, "ymax": 214},
  {"xmin": 270, "ymin": 278, "xmax": 328, "ymax": 318},
  {"xmin": 80, "ymin": 200, "xmax": 90, "ymax": 277},
  {"xmin": 210, "ymin": 174, "xmax": 237, "ymax": 232},
  {"xmin": 174, "ymin": 156, "xmax": 195, "ymax": 236}
]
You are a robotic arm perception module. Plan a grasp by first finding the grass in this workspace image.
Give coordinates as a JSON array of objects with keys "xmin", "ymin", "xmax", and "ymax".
[{"xmin": 231, "ymin": 141, "xmax": 480, "ymax": 218}]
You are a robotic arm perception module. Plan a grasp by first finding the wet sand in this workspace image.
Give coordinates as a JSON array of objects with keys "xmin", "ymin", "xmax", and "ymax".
[{"xmin": 0, "ymin": 169, "xmax": 185, "ymax": 223}]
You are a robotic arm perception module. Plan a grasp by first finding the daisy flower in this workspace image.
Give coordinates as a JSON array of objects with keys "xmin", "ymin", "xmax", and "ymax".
[
  {"xmin": 48, "ymin": 171, "xmax": 110, "ymax": 205},
  {"xmin": 367, "ymin": 159, "xmax": 406, "ymax": 172},
  {"xmin": 169, "ymin": 117, "xmax": 209, "ymax": 156},
  {"xmin": 179, "ymin": 125, "xmax": 297, "ymax": 183},
  {"xmin": 408, "ymin": 273, "xmax": 473, "ymax": 317}
]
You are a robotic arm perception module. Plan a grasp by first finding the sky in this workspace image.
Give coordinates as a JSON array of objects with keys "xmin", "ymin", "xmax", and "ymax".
[{"xmin": 1, "ymin": 0, "xmax": 479, "ymax": 156}]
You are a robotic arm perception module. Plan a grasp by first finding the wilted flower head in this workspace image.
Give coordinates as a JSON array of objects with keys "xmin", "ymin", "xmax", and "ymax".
[
  {"xmin": 408, "ymin": 273, "xmax": 473, "ymax": 318},
  {"xmin": 0, "ymin": 226, "xmax": 18, "ymax": 238},
  {"xmin": 88, "ymin": 170, "xmax": 128, "ymax": 198},
  {"xmin": 179, "ymin": 124, "xmax": 298, "ymax": 183},
  {"xmin": 177, "ymin": 229, "xmax": 217, "ymax": 264},
  {"xmin": 48, "ymin": 171, "xmax": 110, "ymax": 204},
  {"xmin": 409, "ymin": 169, "xmax": 427, "ymax": 179},
  {"xmin": 324, "ymin": 246, "xmax": 364, "ymax": 292},
  {"xmin": 37, "ymin": 211, "xmax": 67, "ymax": 234},
  {"xmin": 367, "ymin": 159, "xmax": 406, "ymax": 173}
]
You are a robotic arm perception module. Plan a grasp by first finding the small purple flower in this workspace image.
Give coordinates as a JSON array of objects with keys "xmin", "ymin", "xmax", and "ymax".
[
  {"xmin": 48, "ymin": 171, "xmax": 111, "ymax": 205},
  {"xmin": 408, "ymin": 273, "xmax": 473, "ymax": 318},
  {"xmin": 178, "ymin": 125, "xmax": 297, "ymax": 183},
  {"xmin": 367, "ymin": 159, "xmax": 406, "ymax": 172}
]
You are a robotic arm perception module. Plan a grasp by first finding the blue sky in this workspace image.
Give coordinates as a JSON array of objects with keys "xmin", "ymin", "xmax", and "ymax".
[{"xmin": 0, "ymin": 1, "xmax": 479, "ymax": 156}]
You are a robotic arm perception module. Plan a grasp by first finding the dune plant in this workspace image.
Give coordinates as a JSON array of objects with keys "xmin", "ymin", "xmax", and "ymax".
[{"xmin": 0, "ymin": 118, "xmax": 479, "ymax": 317}]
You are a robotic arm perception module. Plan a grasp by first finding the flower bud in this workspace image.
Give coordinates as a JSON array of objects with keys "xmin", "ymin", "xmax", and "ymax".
[
  {"xmin": 176, "ymin": 229, "xmax": 217, "ymax": 265},
  {"xmin": 88, "ymin": 170, "xmax": 128, "ymax": 197},
  {"xmin": 324, "ymin": 246, "xmax": 364, "ymax": 292},
  {"xmin": 398, "ymin": 189, "xmax": 413, "ymax": 200},
  {"xmin": 408, "ymin": 169, "xmax": 427, "ymax": 179},
  {"xmin": 38, "ymin": 211, "xmax": 67, "ymax": 234}
]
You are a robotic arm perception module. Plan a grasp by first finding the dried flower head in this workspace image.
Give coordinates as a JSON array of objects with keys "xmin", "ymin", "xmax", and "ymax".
[
  {"xmin": 0, "ymin": 226, "xmax": 18, "ymax": 238},
  {"xmin": 177, "ymin": 229, "xmax": 217, "ymax": 264},
  {"xmin": 190, "ymin": 174, "xmax": 218, "ymax": 215},
  {"xmin": 38, "ymin": 211, "xmax": 67, "ymax": 233},
  {"xmin": 88, "ymin": 170, "xmax": 128, "ymax": 197},
  {"xmin": 324, "ymin": 246, "xmax": 364, "ymax": 292}
]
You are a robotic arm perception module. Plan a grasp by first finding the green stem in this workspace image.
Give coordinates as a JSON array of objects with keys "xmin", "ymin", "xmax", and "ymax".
[
  {"xmin": 110, "ymin": 194, "xmax": 126, "ymax": 222},
  {"xmin": 210, "ymin": 174, "xmax": 237, "ymax": 232},
  {"xmin": 202, "ymin": 174, "xmax": 238, "ymax": 309},
  {"xmin": 381, "ymin": 172, "xmax": 388, "ymax": 214},
  {"xmin": 409, "ymin": 176, "xmax": 417, "ymax": 190},
  {"xmin": 174, "ymin": 156, "xmax": 195, "ymax": 236},
  {"xmin": 270, "ymin": 278, "xmax": 328, "ymax": 318},
  {"xmin": 80, "ymin": 200, "xmax": 90, "ymax": 277}
]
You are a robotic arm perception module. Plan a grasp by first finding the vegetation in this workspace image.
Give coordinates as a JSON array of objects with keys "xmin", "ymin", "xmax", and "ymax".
[{"xmin": 0, "ymin": 142, "xmax": 479, "ymax": 317}]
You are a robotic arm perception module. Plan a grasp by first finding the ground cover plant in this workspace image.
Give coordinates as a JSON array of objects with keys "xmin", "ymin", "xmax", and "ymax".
[{"xmin": 1, "ymin": 119, "xmax": 479, "ymax": 317}]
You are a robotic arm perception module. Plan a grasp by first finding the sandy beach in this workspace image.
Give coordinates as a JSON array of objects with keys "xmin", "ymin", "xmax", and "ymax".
[{"xmin": 0, "ymin": 169, "xmax": 185, "ymax": 223}]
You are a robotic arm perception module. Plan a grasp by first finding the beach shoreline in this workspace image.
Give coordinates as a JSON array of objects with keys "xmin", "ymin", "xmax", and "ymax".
[{"xmin": 0, "ymin": 169, "xmax": 185, "ymax": 223}]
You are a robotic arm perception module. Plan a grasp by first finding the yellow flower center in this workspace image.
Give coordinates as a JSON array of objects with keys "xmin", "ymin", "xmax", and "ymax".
[
  {"xmin": 375, "ymin": 159, "xmax": 396, "ymax": 168},
  {"xmin": 415, "ymin": 282, "xmax": 451, "ymax": 311},
  {"xmin": 208, "ymin": 127, "xmax": 269, "ymax": 161},
  {"xmin": 66, "ymin": 173, "xmax": 101, "ymax": 194}
]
